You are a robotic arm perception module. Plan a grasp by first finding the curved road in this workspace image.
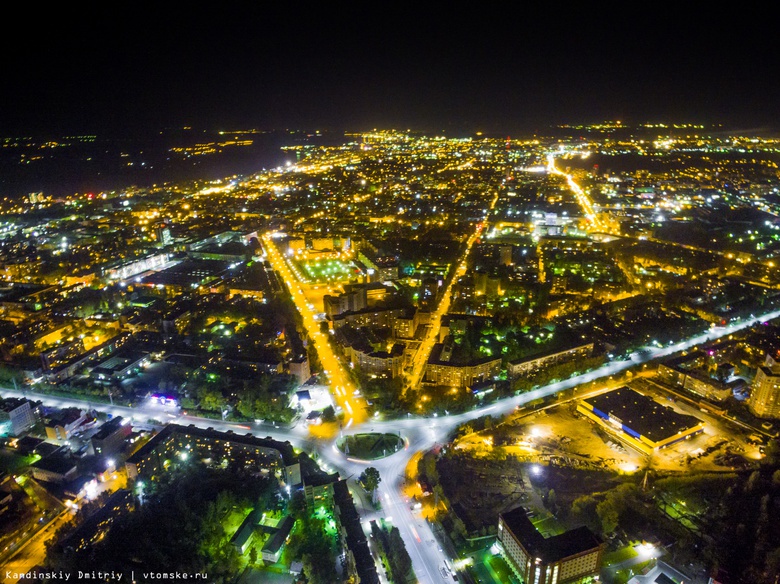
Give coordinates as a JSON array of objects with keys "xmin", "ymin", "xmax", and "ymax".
[{"xmin": 3, "ymin": 309, "xmax": 779, "ymax": 583}]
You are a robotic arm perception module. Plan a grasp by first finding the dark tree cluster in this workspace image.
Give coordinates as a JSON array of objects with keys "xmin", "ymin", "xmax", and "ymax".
[
  {"xmin": 286, "ymin": 492, "xmax": 338, "ymax": 584},
  {"xmin": 370, "ymin": 521, "xmax": 413, "ymax": 583},
  {"xmin": 46, "ymin": 464, "xmax": 277, "ymax": 583}
]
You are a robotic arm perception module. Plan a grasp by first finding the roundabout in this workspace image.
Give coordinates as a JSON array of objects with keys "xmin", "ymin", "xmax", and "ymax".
[{"xmin": 336, "ymin": 432, "xmax": 405, "ymax": 460}]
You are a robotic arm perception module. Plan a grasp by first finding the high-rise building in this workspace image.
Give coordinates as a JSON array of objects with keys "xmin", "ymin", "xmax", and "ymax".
[
  {"xmin": 154, "ymin": 223, "xmax": 173, "ymax": 246},
  {"xmin": 500, "ymin": 245, "xmax": 513, "ymax": 266},
  {"xmin": 748, "ymin": 361, "xmax": 780, "ymax": 419},
  {"xmin": 498, "ymin": 507, "xmax": 603, "ymax": 584},
  {"xmin": 0, "ymin": 398, "xmax": 37, "ymax": 436}
]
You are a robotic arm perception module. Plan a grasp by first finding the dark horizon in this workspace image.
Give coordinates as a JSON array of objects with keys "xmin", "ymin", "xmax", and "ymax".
[{"xmin": 3, "ymin": 6, "xmax": 779, "ymax": 137}]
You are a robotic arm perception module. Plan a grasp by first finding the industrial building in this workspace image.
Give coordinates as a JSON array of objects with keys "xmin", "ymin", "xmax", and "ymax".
[{"xmin": 577, "ymin": 387, "xmax": 704, "ymax": 455}]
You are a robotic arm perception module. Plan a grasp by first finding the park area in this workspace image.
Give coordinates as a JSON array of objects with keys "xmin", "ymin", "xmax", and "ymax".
[
  {"xmin": 295, "ymin": 259, "xmax": 359, "ymax": 284},
  {"xmin": 337, "ymin": 433, "xmax": 404, "ymax": 460}
]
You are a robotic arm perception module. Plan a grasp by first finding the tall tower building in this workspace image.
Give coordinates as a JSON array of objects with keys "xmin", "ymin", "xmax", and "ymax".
[
  {"xmin": 499, "ymin": 245, "xmax": 513, "ymax": 266},
  {"xmin": 155, "ymin": 223, "xmax": 173, "ymax": 247},
  {"xmin": 748, "ymin": 361, "xmax": 780, "ymax": 419}
]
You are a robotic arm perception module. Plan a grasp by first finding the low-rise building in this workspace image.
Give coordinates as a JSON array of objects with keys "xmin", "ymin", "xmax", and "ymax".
[
  {"xmin": 91, "ymin": 416, "xmax": 132, "ymax": 458},
  {"xmin": 577, "ymin": 387, "xmax": 705, "ymax": 455},
  {"xmin": 231, "ymin": 509, "xmax": 262, "ymax": 555},
  {"xmin": 44, "ymin": 408, "xmax": 87, "ymax": 440},
  {"xmin": 424, "ymin": 343, "xmax": 501, "ymax": 389},
  {"xmin": 508, "ymin": 343, "xmax": 594, "ymax": 379},
  {"xmin": 90, "ymin": 351, "xmax": 150, "ymax": 382},
  {"xmin": 31, "ymin": 448, "xmax": 78, "ymax": 484},
  {"xmin": 261, "ymin": 515, "xmax": 294, "ymax": 563}
]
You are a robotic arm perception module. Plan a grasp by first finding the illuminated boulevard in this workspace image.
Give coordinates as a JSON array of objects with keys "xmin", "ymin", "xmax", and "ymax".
[
  {"xmin": 546, "ymin": 152, "xmax": 610, "ymax": 233},
  {"xmin": 407, "ymin": 189, "xmax": 499, "ymax": 391},
  {"xmin": 261, "ymin": 233, "xmax": 368, "ymax": 430}
]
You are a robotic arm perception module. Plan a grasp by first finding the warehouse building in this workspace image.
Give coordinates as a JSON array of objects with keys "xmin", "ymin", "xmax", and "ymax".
[{"xmin": 577, "ymin": 387, "xmax": 704, "ymax": 455}]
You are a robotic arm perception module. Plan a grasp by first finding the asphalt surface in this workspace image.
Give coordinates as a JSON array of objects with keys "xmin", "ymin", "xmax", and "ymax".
[{"xmin": 2, "ymin": 309, "xmax": 779, "ymax": 583}]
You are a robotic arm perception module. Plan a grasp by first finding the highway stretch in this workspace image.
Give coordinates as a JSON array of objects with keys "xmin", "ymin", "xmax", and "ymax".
[{"xmin": 2, "ymin": 307, "xmax": 779, "ymax": 583}]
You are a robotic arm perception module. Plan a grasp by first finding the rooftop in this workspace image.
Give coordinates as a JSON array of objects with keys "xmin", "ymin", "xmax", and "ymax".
[
  {"xmin": 126, "ymin": 423, "xmax": 298, "ymax": 467},
  {"xmin": 500, "ymin": 506, "xmax": 602, "ymax": 563},
  {"xmin": 584, "ymin": 387, "xmax": 702, "ymax": 442}
]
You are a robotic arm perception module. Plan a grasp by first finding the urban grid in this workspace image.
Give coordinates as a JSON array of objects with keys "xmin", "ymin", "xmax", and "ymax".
[{"xmin": 1, "ymin": 123, "xmax": 780, "ymax": 584}]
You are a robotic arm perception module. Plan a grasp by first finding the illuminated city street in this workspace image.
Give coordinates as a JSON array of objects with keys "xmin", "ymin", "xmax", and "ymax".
[
  {"xmin": 3, "ymin": 303, "xmax": 780, "ymax": 582},
  {"xmin": 3, "ymin": 14, "xmax": 780, "ymax": 578},
  {"xmin": 261, "ymin": 233, "xmax": 368, "ymax": 430}
]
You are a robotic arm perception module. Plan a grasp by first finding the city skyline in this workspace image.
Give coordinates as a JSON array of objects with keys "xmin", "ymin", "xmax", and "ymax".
[{"xmin": 3, "ymin": 7, "xmax": 780, "ymax": 582}]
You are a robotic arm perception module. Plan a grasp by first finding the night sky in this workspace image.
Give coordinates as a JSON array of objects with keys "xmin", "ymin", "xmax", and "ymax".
[{"xmin": 3, "ymin": 5, "xmax": 779, "ymax": 135}]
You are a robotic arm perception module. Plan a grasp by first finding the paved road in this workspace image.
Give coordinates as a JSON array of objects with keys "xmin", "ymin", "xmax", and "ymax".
[{"xmin": 2, "ymin": 308, "xmax": 779, "ymax": 583}]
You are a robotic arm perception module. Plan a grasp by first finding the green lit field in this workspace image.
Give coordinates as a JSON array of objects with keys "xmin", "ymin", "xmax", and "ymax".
[
  {"xmin": 603, "ymin": 545, "xmax": 639, "ymax": 566},
  {"xmin": 0, "ymin": 448, "xmax": 39, "ymax": 475},
  {"xmin": 295, "ymin": 259, "xmax": 359, "ymax": 283},
  {"xmin": 465, "ymin": 549, "xmax": 520, "ymax": 584},
  {"xmin": 530, "ymin": 514, "xmax": 566, "ymax": 538}
]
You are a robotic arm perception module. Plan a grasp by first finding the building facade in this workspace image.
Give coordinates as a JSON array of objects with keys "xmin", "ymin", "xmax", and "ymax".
[
  {"xmin": 424, "ymin": 343, "xmax": 501, "ymax": 389},
  {"xmin": 508, "ymin": 343, "xmax": 594, "ymax": 379},
  {"xmin": 498, "ymin": 507, "xmax": 603, "ymax": 584},
  {"xmin": 91, "ymin": 416, "xmax": 132, "ymax": 458},
  {"xmin": 0, "ymin": 398, "xmax": 37, "ymax": 436},
  {"xmin": 125, "ymin": 424, "xmax": 301, "ymax": 487},
  {"xmin": 748, "ymin": 364, "xmax": 780, "ymax": 419}
]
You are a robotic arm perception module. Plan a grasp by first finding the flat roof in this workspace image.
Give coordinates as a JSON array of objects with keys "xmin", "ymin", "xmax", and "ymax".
[
  {"xmin": 92, "ymin": 416, "xmax": 127, "ymax": 440},
  {"xmin": 584, "ymin": 387, "xmax": 702, "ymax": 443},
  {"xmin": 139, "ymin": 259, "xmax": 232, "ymax": 287},
  {"xmin": 0, "ymin": 283, "xmax": 52, "ymax": 303},
  {"xmin": 126, "ymin": 424, "xmax": 298, "ymax": 467},
  {"xmin": 0, "ymin": 397, "xmax": 32, "ymax": 413},
  {"xmin": 92, "ymin": 351, "xmax": 148, "ymax": 374},
  {"xmin": 428, "ymin": 343, "xmax": 501, "ymax": 367},
  {"xmin": 501, "ymin": 506, "xmax": 602, "ymax": 563},
  {"xmin": 33, "ymin": 451, "xmax": 77, "ymax": 475}
]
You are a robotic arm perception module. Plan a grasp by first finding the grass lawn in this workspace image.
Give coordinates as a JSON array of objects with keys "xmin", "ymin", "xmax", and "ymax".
[
  {"xmin": 338, "ymin": 433, "xmax": 403, "ymax": 459},
  {"xmin": 464, "ymin": 550, "xmax": 520, "ymax": 584},
  {"xmin": 0, "ymin": 449, "xmax": 38, "ymax": 476},
  {"xmin": 297, "ymin": 259, "xmax": 357, "ymax": 283},
  {"xmin": 603, "ymin": 545, "xmax": 639, "ymax": 566},
  {"xmin": 467, "ymin": 560, "xmax": 494, "ymax": 584},
  {"xmin": 224, "ymin": 508, "xmax": 253, "ymax": 536},
  {"xmin": 487, "ymin": 555, "xmax": 520, "ymax": 584},
  {"xmin": 530, "ymin": 514, "xmax": 566, "ymax": 537}
]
